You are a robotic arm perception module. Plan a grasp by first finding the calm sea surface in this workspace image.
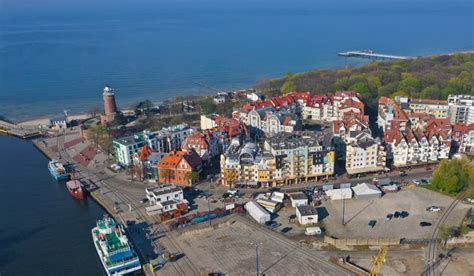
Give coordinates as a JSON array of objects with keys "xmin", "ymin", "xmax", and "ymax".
[
  {"xmin": 0, "ymin": 136, "xmax": 104, "ymax": 275},
  {"xmin": 1, "ymin": 0, "xmax": 472, "ymax": 120}
]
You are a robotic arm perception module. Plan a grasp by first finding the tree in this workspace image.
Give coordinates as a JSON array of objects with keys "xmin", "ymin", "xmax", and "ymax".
[
  {"xmin": 87, "ymin": 124, "xmax": 108, "ymax": 148},
  {"xmin": 223, "ymin": 169, "xmax": 237, "ymax": 189},
  {"xmin": 199, "ymin": 98, "xmax": 216, "ymax": 114},
  {"xmin": 88, "ymin": 106, "xmax": 101, "ymax": 117},
  {"xmin": 184, "ymin": 171, "xmax": 200, "ymax": 185},
  {"xmin": 349, "ymin": 82, "xmax": 371, "ymax": 99},
  {"xmin": 430, "ymin": 159, "xmax": 473, "ymax": 195},
  {"xmin": 280, "ymin": 80, "xmax": 296, "ymax": 95},
  {"xmin": 159, "ymin": 169, "xmax": 174, "ymax": 184}
]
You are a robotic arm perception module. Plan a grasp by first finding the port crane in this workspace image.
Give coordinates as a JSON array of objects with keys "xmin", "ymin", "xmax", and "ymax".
[{"xmin": 369, "ymin": 246, "xmax": 388, "ymax": 276}]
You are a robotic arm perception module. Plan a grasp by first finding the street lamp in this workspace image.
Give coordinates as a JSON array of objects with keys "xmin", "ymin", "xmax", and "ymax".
[{"xmin": 250, "ymin": 241, "xmax": 263, "ymax": 276}]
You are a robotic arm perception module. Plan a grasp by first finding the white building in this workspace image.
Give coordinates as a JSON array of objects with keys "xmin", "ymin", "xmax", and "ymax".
[
  {"xmin": 352, "ymin": 183, "xmax": 382, "ymax": 200},
  {"xmin": 145, "ymin": 184, "xmax": 186, "ymax": 215},
  {"xmin": 245, "ymin": 107, "xmax": 301, "ymax": 137},
  {"xmin": 448, "ymin": 94, "xmax": 474, "ymax": 125},
  {"xmin": 289, "ymin": 192, "xmax": 308, "ymax": 207},
  {"xmin": 296, "ymin": 205, "xmax": 318, "ymax": 225},
  {"xmin": 345, "ymin": 132, "xmax": 387, "ymax": 175},
  {"xmin": 325, "ymin": 188, "xmax": 353, "ymax": 200},
  {"xmin": 113, "ymin": 124, "xmax": 193, "ymax": 166}
]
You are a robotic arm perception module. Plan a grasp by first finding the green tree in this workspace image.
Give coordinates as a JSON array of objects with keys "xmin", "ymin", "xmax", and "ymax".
[
  {"xmin": 431, "ymin": 159, "xmax": 473, "ymax": 195},
  {"xmin": 280, "ymin": 80, "xmax": 297, "ymax": 95},
  {"xmin": 398, "ymin": 76, "xmax": 422, "ymax": 94},
  {"xmin": 184, "ymin": 171, "xmax": 200, "ymax": 185},
  {"xmin": 199, "ymin": 98, "xmax": 216, "ymax": 114},
  {"xmin": 349, "ymin": 82, "xmax": 371, "ymax": 99},
  {"xmin": 159, "ymin": 169, "xmax": 174, "ymax": 184}
]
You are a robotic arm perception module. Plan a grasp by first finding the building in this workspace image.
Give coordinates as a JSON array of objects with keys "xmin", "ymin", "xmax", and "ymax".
[
  {"xmin": 264, "ymin": 132, "xmax": 335, "ymax": 184},
  {"xmin": 408, "ymin": 99, "xmax": 448, "ymax": 119},
  {"xmin": 448, "ymin": 94, "xmax": 474, "ymax": 125},
  {"xmin": 296, "ymin": 205, "xmax": 318, "ymax": 225},
  {"xmin": 289, "ymin": 192, "xmax": 308, "ymax": 207},
  {"xmin": 345, "ymin": 132, "xmax": 387, "ymax": 175},
  {"xmin": 113, "ymin": 124, "xmax": 193, "ymax": 166},
  {"xmin": 452, "ymin": 123, "xmax": 474, "ymax": 153},
  {"xmin": 181, "ymin": 131, "xmax": 220, "ymax": 164},
  {"xmin": 100, "ymin": 85, "xmax": 118, "ymax": 124},
  {"xmin": 325, "ymin": 188, "xmax": 353, "ymax": 200},
  {"xmin": 377, "ymin": 96, "xmax": 409, "ymax": 132},
  {"xmin": 213, "ymin": 95, "xmax": 226, "ymax": 104},
  {"xmin": 302, "ymin": 91, "xmax": 365, "ymax": 122},
  {"xmin": 50, "ymin": 117, "xmax": 68, "ymax": 129},
  {"xmin": 200, "ymin": 114, "xmax": 248, "ymax": 139},
  {"xmin": 244, "ymin": 106, "xmax": 301, "ymax": 137},
  {"xmin": 145, "ymin": 184, "xmax": 186, "ymax": 215},
  {"xmin": 352, "ymin": 183, "xmax": 382, "ymax": 200},
  {"xmin": 157, "ymin": 149, "xmax": 202, "ymax": 187}
]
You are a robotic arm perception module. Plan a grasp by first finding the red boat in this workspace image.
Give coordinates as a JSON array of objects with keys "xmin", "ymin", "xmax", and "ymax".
[{"xmin": 66, "ymin": 180, "xmax": 85, "ymax": 200}]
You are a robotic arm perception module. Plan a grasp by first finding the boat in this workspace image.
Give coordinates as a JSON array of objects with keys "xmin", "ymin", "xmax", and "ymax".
[
  {"xmin": 92, "ymin": 215, "xmax": 142, "ymax": 275},
  {"xmin": 48, "ymin": 160, "xmax": 68, "ymax": 181},
  {"xmin": 66, "ymin": 179, "xmax": 85, "ymax": 200}
]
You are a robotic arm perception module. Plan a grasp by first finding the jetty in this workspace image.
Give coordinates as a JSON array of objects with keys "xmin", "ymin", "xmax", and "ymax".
[
  {"xmin": 338, "ymin": 50, "xmax": 411, "ymax": 60},
  {"xmin": 0, "ymin": 120, "xmax": 43, "ymax": 139}
]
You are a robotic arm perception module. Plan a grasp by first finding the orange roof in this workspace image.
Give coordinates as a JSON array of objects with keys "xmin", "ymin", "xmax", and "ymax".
[{"xmin": 158, "ymin": 149, "xmax": 201, "ymax": 170}]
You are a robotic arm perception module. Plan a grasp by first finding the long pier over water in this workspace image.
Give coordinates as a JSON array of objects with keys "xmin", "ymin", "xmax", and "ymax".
[{"xmin": 338, "ymin": 50, "xmax": 412, "ymax": 60}]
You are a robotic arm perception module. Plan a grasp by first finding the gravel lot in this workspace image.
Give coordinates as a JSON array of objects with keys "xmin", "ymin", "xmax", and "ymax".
[
  {"xmin": 171, "ymin": 215, "xmax": 350, "ymax": 275},
  {"xmin": 322, "ymin": 187, "xmax": 471, "ymax": 239}
]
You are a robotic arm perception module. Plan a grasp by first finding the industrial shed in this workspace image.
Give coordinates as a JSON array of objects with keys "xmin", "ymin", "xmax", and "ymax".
[
  {"xmin": 352, "ymin": 183, "xmax": 382, "ymax": 200},
  {"xmin": 325, "ymin": 188, "xmax": 353, "ymax": 200}
]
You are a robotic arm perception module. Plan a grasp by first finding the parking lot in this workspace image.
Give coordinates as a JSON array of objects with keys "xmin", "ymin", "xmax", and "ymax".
[{"xmin": 322, "ymin": 187, "xmax": 471, "ymax": 239}]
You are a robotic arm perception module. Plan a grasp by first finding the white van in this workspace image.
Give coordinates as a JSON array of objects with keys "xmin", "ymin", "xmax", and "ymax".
[{"xmin": 305, "ymin": 227, "xmax": 322, "ymax": 236}]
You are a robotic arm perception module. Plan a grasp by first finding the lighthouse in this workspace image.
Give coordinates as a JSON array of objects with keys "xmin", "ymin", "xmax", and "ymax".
[{"xmin": 100, "ymin": 85, "xmax": 118, "ymax": 124}]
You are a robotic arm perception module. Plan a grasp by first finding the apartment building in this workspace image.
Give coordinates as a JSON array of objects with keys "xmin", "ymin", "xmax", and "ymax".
[
  {"xmin": 448, "ymin": 94, "xmax": 474, "ymax": 125},
  {"xmin": 408, "ymin": 99, "xmax": 448, "ymax": 118},
  {"xmin": 113, "ymin": 124, "xmax": 193, "ymax": 166},
  {"xmin": 345, "ymin": 132, "xmax": 387, "ymax": 175},
  {"xmin": 157, "ymin": 149, "xmax": 202, "ymax": 187},
  {"xmin": 220, "ymin": 132, "xmax": 335, "ymax": 188}
]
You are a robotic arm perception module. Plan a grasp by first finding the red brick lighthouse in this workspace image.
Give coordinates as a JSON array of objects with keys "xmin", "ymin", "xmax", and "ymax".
[{"xmin": 100, "ymin": 85, "xmax": 118, "ymax": 124}]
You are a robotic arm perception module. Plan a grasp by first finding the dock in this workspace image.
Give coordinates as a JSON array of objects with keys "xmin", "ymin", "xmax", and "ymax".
[
  {"xmin": 338, "ymin": 50, "xmax": 411, "ymax": 60},
  {"xmin": 0, "ymin": 120, "xmax": 43, "ymax": 139}
]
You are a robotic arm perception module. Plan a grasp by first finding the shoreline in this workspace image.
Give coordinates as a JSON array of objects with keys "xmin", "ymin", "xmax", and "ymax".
[{"xmin": 4, "ymin": 50, "xmax": 473, "ymax": 125}]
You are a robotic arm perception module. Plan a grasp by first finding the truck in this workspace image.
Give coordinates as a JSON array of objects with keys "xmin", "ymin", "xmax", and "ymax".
[{"xmin": 245, "ymin": 200, "xmax": 271, "ymax": 224}]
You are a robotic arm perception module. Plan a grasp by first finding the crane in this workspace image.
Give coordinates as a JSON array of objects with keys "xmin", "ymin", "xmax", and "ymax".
[{"xmin": 369, "ymin": 246, "xmax": 388, "ymax": 276}]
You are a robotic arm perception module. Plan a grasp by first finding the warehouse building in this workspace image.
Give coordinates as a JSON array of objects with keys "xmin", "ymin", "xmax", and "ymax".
[{"xmin": 352, "ymin": 183, "xmax": 382, "ymax": 200}]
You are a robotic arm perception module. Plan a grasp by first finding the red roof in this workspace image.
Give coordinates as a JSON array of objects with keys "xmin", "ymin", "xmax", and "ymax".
[{"xmin": 158, "ymin": 149, "xmax": 202, "ymax": 170}]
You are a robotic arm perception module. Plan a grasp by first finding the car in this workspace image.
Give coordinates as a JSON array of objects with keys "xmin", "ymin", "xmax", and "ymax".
[
  {"xmin": 222, "ymin": 193, "xmax": 230, "ymax": 198},
  {"xmin": 420, "ymin": 222, "xmax": 432, "ymax": 227},
  {"xmin": 400, "ymin": 172, "xmax": 408, "ymax": 177},
  {"xmin": 140, "ymin": 198, "xmax": 149, "ymax": 204},
  {"xmin": 412, "ymin": 180, "xmax": 421, "ymax": 185},
  {"xmin": 465, "ymin": 197, "xmax": 474, "ymax": 204},
  {"xmin": 270, "ymin": 223, "xmax": 281, "ymax": 229},
  {"xmin": 394, "ymin": 211, "xmax": 401, "ymax": 218},
  {"xmin": 427, "ymin": 206, "xmax": 441, "ymax": 212},
  {"xmin": 400, "ymin": 211, "xmax": 409, "ymax": 218},
  {"xmin": 386, "ymin": 214, "xmax": 393, "ymax": 221},
  {"xmin": 420, "ymin": 179, "xmax": 430, "ymax": 185},
  {"xmin": 281, "ymin": 227, "xmax": 292, "ymax": 233},
  {"xmin": 265, "ymin": 221, "xmax": 274, "ymax": 226},
  {"xmin": 368, "ymin": 220, "xmax": 377, "ymax": 228}
]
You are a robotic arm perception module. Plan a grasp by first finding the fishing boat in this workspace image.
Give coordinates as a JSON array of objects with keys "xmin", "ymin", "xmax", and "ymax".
[
  {"xmin": 66, "ymin": 179, "xmax": 85, "ymax": 200},
  {"xmin": 48, "ymin": 160, "xmax": 68, "ymax": 181},
  {"xmin": 92, "ymin": 215, "xmax": 142, "ymax": 275}
]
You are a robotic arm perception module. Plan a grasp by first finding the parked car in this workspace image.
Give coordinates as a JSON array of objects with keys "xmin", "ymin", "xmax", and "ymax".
[
  {"xmin": 368, "ymin": 220, "xmax": 377, "ymax": 228},
  {"xmin": 394, "ymin": 211, "xmax": 401, "ymax": 218},
  {"xmin": 281, "ymin": 227, "xmax": 292, "ymax": 233},
  {"xmin": 400, "ymin": 211, "xmax": 409, "ymax": 218},
  {"xmin": 465, "ymin": 197, "xmax": 474, "ymax": 204},
  {"xmin": 420, "ymin": 222, "xmax": 432, "ymax": 227},
  {"xmin": 140, "ymin": 198, "xmax": 148, "ymax": 204},
  {"xmin": 400, "ymin": 172, "xmax": 408, "ymax": 177},
  {"xmin": 426, "ymin": 206, "xmax": 441, "ymax": 212},
  {"xmin": 412, "ymin": 180, "xmax": 421, "ymax": 185},
  {"xmin": 270, "ymin": 223, "xmax": 281, "ymax": 229},
  {"xmin": 386, "ymin": 214, "xmax": 393, "ymax": 221},
  {"xmin": 420, "ymin": 179, "xmax": 430, "ymax": 185}
]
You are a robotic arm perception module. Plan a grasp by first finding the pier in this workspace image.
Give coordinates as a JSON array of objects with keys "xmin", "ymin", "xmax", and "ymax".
[
  {"xmin": 0, "ymin": 120, "xmax": 43, "ymax": 139},
  {"xmin": 338, "ymin": 50, "xmax": 411, "ymax": 60}
]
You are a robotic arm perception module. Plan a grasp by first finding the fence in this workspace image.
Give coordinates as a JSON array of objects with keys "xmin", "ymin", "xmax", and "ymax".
[{"xmin": 324, "ymin": 236, "xmax": 400, "ymax": 248}]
